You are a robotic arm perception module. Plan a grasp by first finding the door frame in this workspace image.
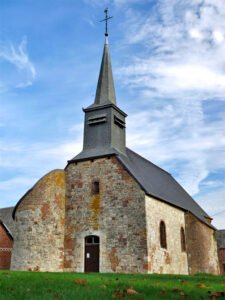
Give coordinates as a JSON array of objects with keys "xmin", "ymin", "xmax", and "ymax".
[{"xmin": 84, "ymin": 235, "xmax": 100, "ymax": 272}]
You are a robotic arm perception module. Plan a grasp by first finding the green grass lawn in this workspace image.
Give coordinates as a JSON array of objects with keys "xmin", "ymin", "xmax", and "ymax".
[{"xmin": 0, "ymin": 270, "xmax": 224, "ymax": 299}]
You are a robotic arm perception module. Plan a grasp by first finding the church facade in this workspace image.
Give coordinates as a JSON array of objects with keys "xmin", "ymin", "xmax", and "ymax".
[{"xmin": 10, "ymin": 36, "xmax": 220, "ymax": 275}]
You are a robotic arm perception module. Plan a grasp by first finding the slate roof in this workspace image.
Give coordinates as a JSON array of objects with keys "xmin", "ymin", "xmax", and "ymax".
[
  {"xmin": 117, "ymin": 148, "xmax": 214, "ymax": 229},
  {"xmin": 92, "ymin": 37, "xmax": 116, "ymax": 106},
  {"xmin": 217, "ymin": 230, "xmax": 225, "ymax": 249},
  {"xmin": 0, "ymin": 207, "xmax": 15, "ymax": 237}
]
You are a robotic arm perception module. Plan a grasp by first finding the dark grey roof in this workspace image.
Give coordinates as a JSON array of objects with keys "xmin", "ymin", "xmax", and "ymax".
[
  {"xmin": 0, "ymin": 207, "xmax": 15, "ymax": 237},
  {"xmin": 88, "ymin": 37, "xmax": 116, "ymax": 108},
  {"xmin": 217, "ymin": 230, "xmax": 225, "ymax": 248},
  {"xmin": 0, "ymin": 221, "xmax": 13, "ymax": 240},
  {"xmin": 117, "ymin": 148, "xmax": 215, "ymax": 229}
]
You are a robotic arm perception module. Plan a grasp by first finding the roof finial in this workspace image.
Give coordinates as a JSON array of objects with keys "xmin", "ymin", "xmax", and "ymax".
[{"xmin": 100, "ymin": 8, "xmax": 113, "ymax": 37}]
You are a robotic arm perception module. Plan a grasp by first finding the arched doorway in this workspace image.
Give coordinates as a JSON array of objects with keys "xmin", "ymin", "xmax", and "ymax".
[{"xmin": 84, "ymin": 235, "xmax": 99, "ymax": 272}]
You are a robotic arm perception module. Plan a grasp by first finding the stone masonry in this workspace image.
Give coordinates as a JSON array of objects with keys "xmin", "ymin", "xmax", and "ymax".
[
  {"xmin": 11, "ymin": 170, "xmax": 65, "ymax": 272},
  {"xmin": 186, "ymin": 213, "xmax": 219, "ymax": 275},
  {"xmin": 9, "ymin": 159, "xmax": 220, "ymax": 275},
  {"xmin": 217, "ymin": 230, "xmax": 225, "ymax": 275},
  {"xmin": 64, "ymin": 156, "xmax": 148, "ymax": 273},
  {"xmin": 145, "ymin": 195, "xmax": 188, "ymax": 274},
  {"xmin": 218, "ymin": 249, "xmax": 225, "ymax": 275}
]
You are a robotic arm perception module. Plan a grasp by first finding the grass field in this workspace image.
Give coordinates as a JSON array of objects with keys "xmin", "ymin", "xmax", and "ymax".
[{"xmin": 0, "ymin": 270, "xmax": 224, "ymax": 299}]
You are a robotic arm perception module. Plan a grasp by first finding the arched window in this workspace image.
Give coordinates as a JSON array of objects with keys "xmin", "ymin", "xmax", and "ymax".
[
  {"xmin": 160, "ymin": 221, "xmax": 167, "ymax": 249},
  {"xmin": 180, "ymin": 227, "xmax": 186, "ymax": 252},
  {"xmin": 92, "ymin": 181, "xmax": 99, "ymax": 195}
]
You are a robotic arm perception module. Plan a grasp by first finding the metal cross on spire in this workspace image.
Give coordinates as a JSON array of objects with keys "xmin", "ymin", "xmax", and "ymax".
[{"xmin": 100, "ymin": 8, "xmax": 113, "ymax": 37}]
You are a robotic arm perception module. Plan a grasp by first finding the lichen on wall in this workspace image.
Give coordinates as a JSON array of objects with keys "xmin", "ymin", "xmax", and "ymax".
[
  {"xmin": 10, "ymin": 169, "xmax": 66, "ymax": 272},
  {"xmin": 64, "ymin": 156, "xmax": 148, "ymax": 273},
  {"xmin": 90, "ymin": 193, "xmax": 101, "ymax": 231}
]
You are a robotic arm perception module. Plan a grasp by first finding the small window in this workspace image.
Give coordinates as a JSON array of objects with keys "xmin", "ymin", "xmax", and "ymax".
[
  {"xmin": 92, "ymin": 181, "xmax": 99, "ymax": 194},
  {"xmin": 94, "ymin": 236, "xmax": 99, "ymax": 243},
  {"xmin": 85, "ymin": 235, "xmax": 100, "ymax": 244},
  {"xmin": 86, "ymin": 237, "xmax": 93, "ymax": 244},
  {"xmin": 181, "ymin": 227, "xmax": 186, "ymax": 252},
  {"xmin": 160, "ymin": 221, "xmax": 167, "ymax": 249}
]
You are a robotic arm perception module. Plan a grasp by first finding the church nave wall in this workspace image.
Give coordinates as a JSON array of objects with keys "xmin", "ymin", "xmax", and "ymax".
[
  {"xmin": 186, "ymin": 213, "xmax": 219, "ymax": 275},
  {"xmin": 145, "ymin": 195, "xmax": 189, "ymax": 274},
  {"xmin": 11, "ymin": 169, "xmax": 66, "ymax": 272}
]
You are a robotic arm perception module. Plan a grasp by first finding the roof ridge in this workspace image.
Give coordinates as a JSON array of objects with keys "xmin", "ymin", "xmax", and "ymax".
[{"xmin": 0, "ymin": 206, "xmax": 14, "ymax": 210}]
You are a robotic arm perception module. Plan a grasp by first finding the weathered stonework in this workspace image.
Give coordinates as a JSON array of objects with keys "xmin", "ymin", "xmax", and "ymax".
[
  {"xmin": 186, "ymin": 213, "xmax": 219, "ymax": 275},
  {"xmin": 9, "ymin": 161, "xmax": 220, "ymax": 275},
  {"xmin": 0, "ymin": 224, "xmax": 13, "ymax": 270},
  {"xmin": 64, "ymin": 156, "xmax": 148, "ymax": 273},
  {"xmin": 216, "ymin": 230, "xmax": 225, "ymax": 275},
  {"xmin": 11, "ymin": 169, "xmax": 65, "ymax": 272},
  {"xmin": 145, "ymin": 195, "xmax": 188, "ymax": 274},
  {"xmin": 218, "ymin": 249, "xmax": 225, "ymax": 275}
]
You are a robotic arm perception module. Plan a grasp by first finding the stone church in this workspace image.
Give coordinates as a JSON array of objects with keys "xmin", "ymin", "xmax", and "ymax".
[{"xmin": 9, "ymin": 33, "xmax": 220, "ymax": 275}]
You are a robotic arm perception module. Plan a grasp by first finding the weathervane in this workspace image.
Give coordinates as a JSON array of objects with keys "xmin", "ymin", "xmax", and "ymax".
[{"xmin": 100, "ymin": 8, "xmax": 113, "ymax": 37}]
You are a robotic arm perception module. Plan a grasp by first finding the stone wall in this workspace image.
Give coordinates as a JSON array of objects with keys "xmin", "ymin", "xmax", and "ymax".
[
  {"xmin": 145, "ymin": 195, "xmax": 188, "ymax": 274},
  {"xmin": 0, "ymin": 225, "xmax": 13, "ymax": 270},
  {"xmin": 64, "ymin": 156, "xmax": 148, "ymax": 273},
  {"xmin": 217, "ymin": 230, "xmax": 225, "ymax": 275},
  {"xmin": 11, "ymin": 169, "xmax": 65, "ymax": 272},
  {"xmin": 186, "ymin": 213, "xmax": 219, "ymax": 275},
  {"xmin": 218, "ymin": 249, "xmax": 225, "ymax": 275}
]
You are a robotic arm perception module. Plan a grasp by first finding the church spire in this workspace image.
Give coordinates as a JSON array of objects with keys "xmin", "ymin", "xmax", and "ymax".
[
  {"xmin": 69, "ymin": 9, "xmax": 127, "ymax": 162},
  {"xmin": 94, "ymin": 37, "xmax": 116, "ymax": 105},
  {"xmin": 94, "ymin": 8, "xmax": 116, "ymax": 106}
]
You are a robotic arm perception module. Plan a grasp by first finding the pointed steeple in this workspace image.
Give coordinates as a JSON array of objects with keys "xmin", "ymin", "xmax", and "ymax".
[
  {"xmin": 69, "ymin": 10, "xmax": 128, "ymax": 163},
  {"xmin": 94, "ymin": 37, "xmax": 116, "ymax": 106}
]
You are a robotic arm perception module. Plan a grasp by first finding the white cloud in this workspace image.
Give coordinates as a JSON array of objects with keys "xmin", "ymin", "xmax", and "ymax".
[
  {"xmin": 0, "ymin": 140, "xmax": 82, "ymax": 170},
  {"xmin": 0, "ymin": 139, "xmax": 82, "ymax": 207},
  {"xmin": 117, "ymin": 0, "xmax": 225, "ymax": 198},
  {"xmin": 118, "ymin": 0, "xmax": 225, "ymax": 97},
  {"xmin": 0, "ymin": 37, "xmax": 36, "ymax": 91},
  {"xmin": 196, "ymin": 187, "xmax": 225, "ymax": 229},
  {"xmin": 213, "ymin": 31, "xmax": 224, "ymax": 44},
  {"xmin": 189, "ymin": 29, "xmax": 203, "ymax": 40},
  {"xmin": 0, "ymin": 177, "xmax": 36, "ymax": 191}
]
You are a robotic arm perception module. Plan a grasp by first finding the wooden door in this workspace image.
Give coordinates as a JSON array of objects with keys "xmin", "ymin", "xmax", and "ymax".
[{"xmin": 84, "ymin": 236, "xmax": 99, "ymax": 272}]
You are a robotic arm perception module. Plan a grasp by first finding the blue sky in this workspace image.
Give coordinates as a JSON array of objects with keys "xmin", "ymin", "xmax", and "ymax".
[{"xmin": 0, "ymin": 0, "xmax": 224, "ymax": 229}]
